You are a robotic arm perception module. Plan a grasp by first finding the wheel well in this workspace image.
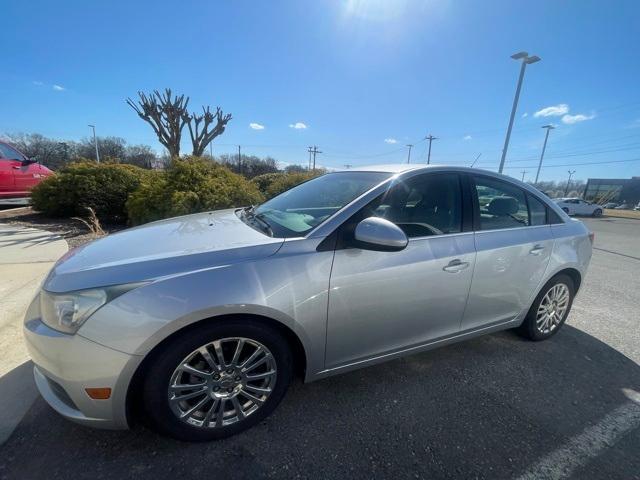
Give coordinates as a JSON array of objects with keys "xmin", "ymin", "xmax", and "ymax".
[
  {"xmin": 125, "ymin": 313, "xmax": 307, "ymax": 427},
  {"xmin": 555, "ymin": 268, "xmax": 582, "ymax": 292}
]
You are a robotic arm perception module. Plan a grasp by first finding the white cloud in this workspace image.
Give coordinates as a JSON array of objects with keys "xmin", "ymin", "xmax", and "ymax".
[
  {"xmin": 249, "ymin": 122, "xmax": 265, "ymax": 130},
  {"xmin": 561, "ymin": 113, "xmax": 596, "ymax": 125},
  {"xmin": 384, "ymin": 138, "xmax": 397, "ymax": 144},
  {"xmin": 289, "ymin": 122, "xmax": 308, "ymax": 129},
  {"xmin": 463, "ymin": 135, "xmax": 472, "ymax": 141},
  {"xmin": 534, "ymin": 104, "xmax": 569, "ymax": 118},
  {"xmin": 52, "ymin": 84, "xmax": 65, "ymax": 91},
  {"xmin": 522, "ymin": 112, "xmax": 528, "ymax": 118},
  {"xmin": 32, "ymin": 80, "xmax": 44, "ymax": 86}
]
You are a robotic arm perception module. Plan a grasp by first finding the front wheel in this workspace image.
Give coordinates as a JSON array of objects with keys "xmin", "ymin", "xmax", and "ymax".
[
  {"xmin": 592, "ymin": 208, "xmax": 603, "ymax": 217},
  {"xmin": 517, "ymin": 274, "xmax": 575, "ymax": 341},
  {"xmin": 142, "ymin": 320, "xmax": 293, "ymax": 441}
]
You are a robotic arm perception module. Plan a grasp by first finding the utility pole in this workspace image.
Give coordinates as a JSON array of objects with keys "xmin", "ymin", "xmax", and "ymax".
[
  {"xmin": 565, "ymin": 170, "xmax": 576, "ymax": 196},
  {"xmin": 521, "ymin": 170, "xmax": 528, "ymax": 182},
  {"xmin": 237, "ymin": 145, "xmax": 242, "ymax": 174},
  {"xmin": 88, "ymin": 124, "xmax": 100, "ymax": 163},
  {"xmin": 470, "ymin": 153, "xmax": 482, "ymax": 167},
  {"xmin": 498, "ymin": 51, "xmax": 541, "ymax": 173},
  {"xmin": 307, "ymin": 146, "xmax": 313, "ymax": 170},
  {"xmin": 308, "ymin": 145, "xmax": 321, "ymax": 171},
  {"xmin": 534, "ymin": 124, "xmax": 555, "ymax": 184},
  {"xmin": 425, "ymin": 135, "xmax": 437, "ymax": 164},
  {"xmin": 406, "ymin": 144, "xmax": 413, "ymax": 164}
]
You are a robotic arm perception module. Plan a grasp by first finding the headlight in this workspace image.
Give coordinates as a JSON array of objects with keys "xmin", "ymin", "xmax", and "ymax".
[{"xmin": 40, "ymin": 283, "xmax": 146, "ymax": 334}]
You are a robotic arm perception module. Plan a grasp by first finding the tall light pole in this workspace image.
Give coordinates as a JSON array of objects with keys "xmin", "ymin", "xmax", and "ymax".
[
  {"xmin": 498, "ymin": 51, "xmax": 541, "ymax": 174},
  {"xmin": 88, "ymin": 124, "xmax": 100, "ymax": 163},
  {"xmin": 406, "ymin": 144, "xmax": 413, "ymax": 164},
  {"xmin": 565, "ymin": 170, "xmax": 576, "ymax": 196},
  {"xmin": 534, "ymin": 124, "xmax": 555, "ymax": 184},
  {"xmin": 425, "ymin": 134, "xmax": 437, "ymax": 164}
]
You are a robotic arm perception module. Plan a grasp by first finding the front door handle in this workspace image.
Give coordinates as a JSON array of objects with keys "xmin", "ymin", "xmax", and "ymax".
[
  {"xmin": 443, "ymin": 259, "xmax": 470, "ymax": 273},
  {"xmin": 12, "ymin": 165, "xmax": 21, "ymax": 169},
  {"xmin": 529, "ymin": 244, "xmax": 546, "ymax": 255}
]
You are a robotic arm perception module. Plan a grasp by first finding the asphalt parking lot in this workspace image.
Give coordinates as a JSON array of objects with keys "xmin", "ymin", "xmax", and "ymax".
[{"xmin": 0, "ymin": 216, "xmax": 638, "ymax": 480}]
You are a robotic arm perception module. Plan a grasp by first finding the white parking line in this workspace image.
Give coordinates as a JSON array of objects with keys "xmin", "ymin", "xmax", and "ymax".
[{"xmin": 517, "ymin": 389, "xmax": 640, "ymax": 480}]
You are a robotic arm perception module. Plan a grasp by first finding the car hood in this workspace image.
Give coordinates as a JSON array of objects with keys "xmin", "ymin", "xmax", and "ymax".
[{"xmin": 44, "ymin": 209, "xmax": 284, "ymax": 293}]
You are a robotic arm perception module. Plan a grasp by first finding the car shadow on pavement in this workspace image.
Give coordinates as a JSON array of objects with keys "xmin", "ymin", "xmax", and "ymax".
[{"xmin": 1, "ymin": 325, "xmax": 639, "ymax": 480}]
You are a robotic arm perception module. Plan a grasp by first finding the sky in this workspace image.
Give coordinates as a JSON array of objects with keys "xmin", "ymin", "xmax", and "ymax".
[{"xmin": 2, "ymin": 0, "xmax": 639, "ymax": 182}]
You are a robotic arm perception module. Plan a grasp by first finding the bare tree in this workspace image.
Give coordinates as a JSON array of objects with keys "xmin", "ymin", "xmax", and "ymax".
[
  {"xmin": 126, "ymin": 89, "xmax": 231, "ymax": 158},
  {"xmin": 187, "ymin": 106, "xmax": 232, "ymax": 157}
]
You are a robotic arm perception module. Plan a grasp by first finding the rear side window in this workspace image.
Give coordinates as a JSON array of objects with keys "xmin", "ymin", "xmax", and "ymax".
[
  {"xmin": 472, "ymin": 176, "xmax": 529, "ymax": 230},
  {"xmin": 527, "ymin": 194, "xmax": 547, "ymax": 226}
]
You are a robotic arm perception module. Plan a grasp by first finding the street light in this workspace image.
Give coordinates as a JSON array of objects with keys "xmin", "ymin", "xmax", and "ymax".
[
  {"xmin": 88, "ymin": 124, "xmax": 100, "ymax": 163},
  {"xmin": 498, "ymin": 51, "xmax": 541, "ymax": 174},
  {"xmin": 534, "ymin": 124, "xmax": 555, "ymax": 184},
  {"xmin": 406, "ymin": 144, "xmax": 413, "ymax": 164}
]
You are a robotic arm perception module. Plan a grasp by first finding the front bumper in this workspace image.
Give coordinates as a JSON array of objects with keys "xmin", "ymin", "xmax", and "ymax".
[{"xmin": 23, "ymin": 296, "xmax": 141, "ymax": 429}]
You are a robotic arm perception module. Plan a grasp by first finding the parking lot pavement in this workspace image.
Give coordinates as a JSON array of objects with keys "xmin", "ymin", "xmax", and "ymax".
[
  {"xmin": 0, "ymin": 225, "xmax": 68, "ymax": 445},
  {"xmin": 0, "ymin": 217, "xmax": 638, "ymax": 480}
]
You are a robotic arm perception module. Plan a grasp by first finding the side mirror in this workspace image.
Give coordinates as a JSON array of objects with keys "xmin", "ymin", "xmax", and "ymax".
[
  {"xmin": 22, "ymin": 157, "xmax": 37, "ymax": 165},
  {"xmin": 354, "ymin": 217, "xmax": 408, "ymax": 251}
]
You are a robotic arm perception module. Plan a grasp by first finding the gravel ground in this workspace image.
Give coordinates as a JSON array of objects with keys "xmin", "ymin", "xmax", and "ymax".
[
  {"xmin": 0, "ymin": 209, "xmax": 123, "ymax": 249},
  {"xmin": 0, "ymin": 216, "xmax": 638, "ymax": 480}
]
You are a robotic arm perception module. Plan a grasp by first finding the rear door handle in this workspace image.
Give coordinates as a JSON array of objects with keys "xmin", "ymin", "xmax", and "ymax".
[
  {"xmin": 529, "ymin": 244, "xmax": 546, "ymax": 255},
  {"xmin": 443, "ymin": 259, "xmax": 470, "ymax": 273},
  {"xmin": 12, "ymin": 166, "xmax": 21, "ymax": 169}
]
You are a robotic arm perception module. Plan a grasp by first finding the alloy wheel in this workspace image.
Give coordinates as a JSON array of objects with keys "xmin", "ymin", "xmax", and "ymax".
[
  {"xmin": 168, "ymin": 337, "xmax": 277, "ymax": 428},
  {"xmin": 535, "ymin": 283, "xmax": 570, "ymax": 334}
]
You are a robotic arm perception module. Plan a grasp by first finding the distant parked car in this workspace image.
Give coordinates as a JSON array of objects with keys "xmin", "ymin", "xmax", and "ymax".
[
  {"xmin": 603, "ymin": 202, "xmax": 619, "ymax": 209},
  {"xmin": 614, "ymin": 203, "xmax": 630, "ymax": 210},
  {"xmin": 634, "ymin": 202, "xmax": 640, "ymax": 211},
  {"xmin": 553, "ymin": 197, "xmax": 603, "ymax": 217},
  {"xmin": 0, "ymin": 141, "xmax": 53, "ymax": 203}
]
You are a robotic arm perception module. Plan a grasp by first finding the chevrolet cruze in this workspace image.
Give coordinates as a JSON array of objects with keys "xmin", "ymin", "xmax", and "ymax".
[{"xmin": 24, "ymin": 165, "xmax": 593, "ymax": 441}]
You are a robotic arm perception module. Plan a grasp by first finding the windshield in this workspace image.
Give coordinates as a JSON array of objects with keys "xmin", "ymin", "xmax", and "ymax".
[{"xmin": 244, "ymin": 171, "xmax": 391, "ymax": 238}]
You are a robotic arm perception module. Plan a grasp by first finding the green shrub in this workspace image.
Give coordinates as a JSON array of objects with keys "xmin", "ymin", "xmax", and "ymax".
[
  {"xmin": 263, "ymin": 171, "xmax": 322, "ymax": 199},
  {"xmin": 126, "ymin": 156, "xmax": 264, "ymax": 225},
  {"xmin": 250, "ymin": 172, "xmax": 287, "ymax": 197},
  {"xmin": 30, "ymin": 160, "xmax": 149, "ymax": 223}
]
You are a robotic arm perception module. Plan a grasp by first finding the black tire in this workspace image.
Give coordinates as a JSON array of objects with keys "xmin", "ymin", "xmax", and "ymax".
[
  {"xmin": 517, "ymin": 274, "xmax": 575, "ymax": 341},
  {"xmin": 141, "ymin": 319, "xmax": 293, "ymax": 441},
  {"xmin": 592, "ymin": 208, "xmax": 603, "ymax": 217},
  {"xmin": 562, "ymin": 207, "xmax": 570, "ymax": 214}
]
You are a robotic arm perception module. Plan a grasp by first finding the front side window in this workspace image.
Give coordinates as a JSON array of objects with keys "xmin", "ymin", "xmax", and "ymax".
[
  {"xmin": 0, "ymin": 144, "xmax": 24, "ymax": 160},
  {"xmin": 249, "ymin": 171, "xmax": 392, "ymax": 237},
  {"xmin": 473, "ymin": 176, "xmax": 529, "ymax": 230},
  {"xmin": 363, "ymin": 173, "xmax": 463, "ymax": 237}
]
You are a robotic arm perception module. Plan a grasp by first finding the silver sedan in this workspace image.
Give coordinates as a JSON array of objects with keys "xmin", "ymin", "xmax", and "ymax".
[{"xmin": 24, "ymin": 165, "xmax": 593, "ymax": 441}]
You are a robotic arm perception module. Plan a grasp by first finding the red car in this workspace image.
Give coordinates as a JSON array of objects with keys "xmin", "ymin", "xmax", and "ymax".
[{"xmin": 0, "ymin": 141, "xmax": 53, "ymax": 203}]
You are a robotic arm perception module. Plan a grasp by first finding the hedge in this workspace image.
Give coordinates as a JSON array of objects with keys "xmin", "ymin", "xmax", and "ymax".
[
  {"xmin": 126, "ymin": 157, "xmax": 264, "ymax": 225},
  {"xmin": 30, "ymin": 160, "xmax": 149, "ymax": 223}
]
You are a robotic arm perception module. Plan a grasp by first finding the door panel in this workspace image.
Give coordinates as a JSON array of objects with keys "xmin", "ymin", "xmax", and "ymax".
[
  {"xmin": 462, "ymin": 225, "xmax": 553, "ymax": 330},
  {"xmin": 326, "ymin": 233, "xmax": 475, "ymax": 368},
  {"xmin": 0, "ymin": 160, "xmax": 14, "ymax": 193}
]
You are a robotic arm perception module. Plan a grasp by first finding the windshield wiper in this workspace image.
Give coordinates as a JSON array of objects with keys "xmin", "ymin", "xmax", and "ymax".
[{"xmin": 241, "ymin": 206, "xmax": 273, "ymax": 237}]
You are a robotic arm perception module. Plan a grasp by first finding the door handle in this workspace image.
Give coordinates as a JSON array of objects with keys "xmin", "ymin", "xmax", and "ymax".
[
  {"xmin": 529, "ymin": 244, "xmax": 546, "ymax": 255},
  {"xmin": 12, "ymin": 166, "xmax": 21, "ymax": 169},
  {"xmin": 443, "ymin": 259, "xmax": 470, "ymax": 273}
]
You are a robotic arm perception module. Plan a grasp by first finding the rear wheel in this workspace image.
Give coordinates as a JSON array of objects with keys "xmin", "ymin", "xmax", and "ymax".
[
  {"xmin": 592, "ymin": 208, "xmax": 603, "ymax": 217},
  {"xmin": 142, "ymin": 320, "xmax": 293, "ymax": 441},
  {"xmin": 517, "ymin": 274, "xmax": 575, "ymax": 341}
]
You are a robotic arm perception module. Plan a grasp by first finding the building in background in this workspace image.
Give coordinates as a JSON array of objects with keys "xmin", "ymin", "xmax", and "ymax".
[{"xmin": 583, "ymin": 177, "xmax": 640, "ymax": 206}]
